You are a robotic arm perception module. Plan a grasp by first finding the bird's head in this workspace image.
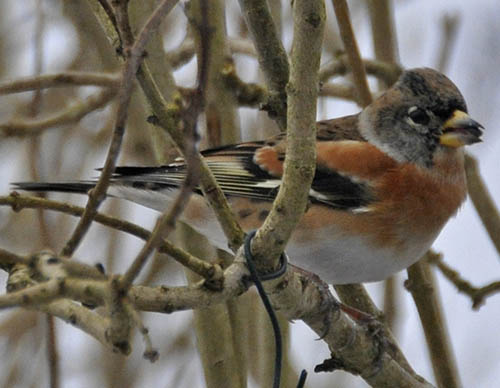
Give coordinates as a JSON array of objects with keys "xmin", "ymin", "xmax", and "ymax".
[{"xmin": 359, "ymin": 68, "xmax": 483, "ymax": 167}]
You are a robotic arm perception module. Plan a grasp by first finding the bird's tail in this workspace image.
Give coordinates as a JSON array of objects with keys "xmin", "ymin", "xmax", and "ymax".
[{"xmin": 12, "ymin": 180, "xmax": 96, "ymax": 195}]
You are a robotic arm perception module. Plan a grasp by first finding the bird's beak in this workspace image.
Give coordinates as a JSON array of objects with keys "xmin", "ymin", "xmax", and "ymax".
[{"xmin": 440, "ymin": 110, "xmax": 483, "ymax": 147}]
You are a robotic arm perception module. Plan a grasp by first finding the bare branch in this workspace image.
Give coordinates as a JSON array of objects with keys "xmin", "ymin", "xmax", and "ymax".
[
  {"xmin": 320, "ymin": 57, "xmax": 402, "ymax": 85},
  {"xmin": 0, "ymin": 72, "xmax": 120, "ymax": 95},
  {"xmin": 428, "ymin": 252, "xmax": 500, "ymax": 309},
  {"xmin": 127, "ymin": 302, "xmax": 158, "ymax": 362},
  {"xmin": 436, "ymin": 14, "xmax": 460, "ymax": 72},
  {"xmin": 0, "ymin": 279, "xmax": 65, "ymax": 309},
  {"xmin": 41, "ymin": 299, "xmax": 112, "ymax": 349},
  {"xmin": 0, "ymin": 88, "xmax": 117, "ymax": 138},
  {"xmin": 113, "ymin": 2, "xmax": 246, "ymax": 251},
  {"xmin": 221, "ymin": 64, "xmax": 268, "ymax": 106},
  {"xmin": 61, "ymin": 0, "xmax": 180, "ymax": 257},
  {"xmin": 319, "ymin": 82, "xmax": 356, "ymax": 100},
  {"xmin": 331, "ymin": 0, "xmax": 372, "ymax": 106},
  {"xmin": 465, "ymin": 154, "xmax": 500, "ymax": 259},
  {"xmin": 135, "ymin": 255, "xmax": 434, "ymax": 386},
  {"xmin": 0, "ymin": 248, "xmax": 31, "ymax": 267},
  {"xmin": 238, "ymin": 0, "xmax": 289, "ymax": 129},
  {"xmin": 167, "ymin": 37, "xmax": 257, "ymax": 69},
  {"xmin": 1, "ymin": 220, "xmax": 434, "ymax": 386},
  {"xmin": 407, "ymin": 256, "xmax": 461, "ymax": 388},
  {"xmin": 335, "ymin": 283, "xmax": 416, "ymax": 377},
  {"xmin": 367, "ymin": 0, "xmax": 399, "ymax": 86},
  {"xmin": 106, "ymin": 276, "xmax": 133, "ymax": 355},
  {"xmin": 1, "ymin": 194, "xmax": 221, "ymax": 282},
  {"xmin": 249, "ymin": 0, "xmax": 324, "ymax": 273},
  {"xmin": 120, "ymin": 0, "xmax": 216, "ymax": 290}
]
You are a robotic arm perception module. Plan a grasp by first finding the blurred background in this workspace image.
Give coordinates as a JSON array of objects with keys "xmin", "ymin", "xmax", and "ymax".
[{"xmin": 0, "ymin": 0, "xmax": 499, "ymax": 387}]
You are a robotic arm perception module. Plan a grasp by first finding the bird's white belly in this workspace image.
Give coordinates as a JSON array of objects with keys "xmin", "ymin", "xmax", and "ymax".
[
  {"xmin": 184, "ymin": 218, "xmax": 436, "ymax": 284},
  {"xmin": 109, "ymin": 186, "xmax": 438, "ymax": 284},
  {"xmin": 286, "ymin": 227, "xmax": 434, "ymax": 284}
]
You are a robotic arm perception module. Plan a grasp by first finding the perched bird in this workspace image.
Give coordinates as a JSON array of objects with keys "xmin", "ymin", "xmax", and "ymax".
[{"xmin": 14, "ymin": 68, "xmax": 483, "ymax": 284}]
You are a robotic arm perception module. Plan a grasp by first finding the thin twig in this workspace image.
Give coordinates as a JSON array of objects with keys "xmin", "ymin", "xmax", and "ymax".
[
  {"xmin": 238, "ymin": 0, "xmax": 289, "ymax": 129},
  {"xmin": 118, "ymin": 148, "xmax": 200, "ymax": 289},
  {"xmin": 407, "ymin": 255, "xmax": 461, "ymax": 388},
  {"xmin": 366, "ymin": 0, "xmax": 401, "ymax": 345},
  {"xmin": 366, "ymin": 0, "xmax": 399, "ymax": 88},
  {"xmin": 0, "ymin": 248, "xmax": 31, "ymax": 266},
  {"xmin": 331, "ymin": 0, "xmax": 372, "ymax": 107},
  {"xmin": 436, "ymin": 14, "xmax": 460, "ymax": 73},
  {"xmin": 428, "ymin": 252, "xmax": 500, "ymax": 309},
  {"xmin": 119, "ymin": 0, "xmax": 206, "ymax": 290},
  {"xmin": 1, "ymin": 194, "xmax": 221, "ymax": 281},
  {"xmin": 319, "ymin": 56, "xmax": 402, "ymax": 86},
  {"xmin": 89, "ymin": 0, "xmax": 246, "ymax": 251},
  {"xmin": 464, "ymin": 154, "xmax": 500, "ymax": 259},
  {"xmin": 3, "ymin": 268, "xmax": 108, "ymax": 309},
  {"xmin": 221, "ymin": 64, "xmax": 268, "ymax": 106},
  {"xmin": 0, "ymin": 87, "xmax": 117, "ymax": 138},
  {"xmin": 319, "ymin": 82, "xmax": 356, "ymax": 100},
  {"xmin": 137, "ymin": 62, "xmax": 246, "ymax": 250},
  {"xmin": 181, "ymin": 6, "xmax": 245, "ymax": 385},
  {"xmin": 112, "ymin": 0, "xmax": 135, "ymax": 48},
  {"xmin": 0, "ymin": 72, "xmax": 120, "ymax": 95},
  {"xmin": 0, "ymin": 278, "xmax": 65, "ymax": 308},
  {"xmin": 166, "ymin": 37, "xmax": 257, "ymax": 69},
  {"xmin": 224, "ymin": 66, "xmax": 363, "ymax": 105},
  {"xmin": 382, "ymin": 275, "xmax": 398, "ymax": 331},
  {"xmin": 41, "ymin": 298, "xmax": 112, "ymax": 349},
  {"xmin": 229, "ymin": 37, "xmax": 258, "ymax": 57},
  {"xmin": 127, "ymin": 302, "xmax": 158, "ymax": 361},
  {"xmin": 27, "ymin": 0, "xmax": 55, "ymax": 259},
  {"xmin": 46, "ymin": 314, "xmax": 60, "ymax": 388},
  {"xmin": 188, "ymin": 0, "xmax": 240, "ymax": 147},
  {"xmin": 166, "ymin": 37, "xmax": 196, "ymax": 68},
  {"xmin": 60, "ymin": 0, "xmax": 180, "ymax": 257}
]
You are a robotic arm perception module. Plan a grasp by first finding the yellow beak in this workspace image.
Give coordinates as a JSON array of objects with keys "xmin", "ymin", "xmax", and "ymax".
[{"xmin": 440, "ymin": 110, "xmax": 483, "ymax": 148}]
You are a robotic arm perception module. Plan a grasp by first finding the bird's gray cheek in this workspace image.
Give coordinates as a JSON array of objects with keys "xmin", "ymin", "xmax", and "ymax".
[
  {"xmin": 404, "ymin": 119, "xmax": 429, "ymax": 135},
  {"xmin": 415, "ymin": 125, "xmax": 430, "ymax": 134}
]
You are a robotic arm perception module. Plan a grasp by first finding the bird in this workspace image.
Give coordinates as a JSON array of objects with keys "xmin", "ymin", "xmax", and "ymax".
[{"xmin": 13, "ymin": 68, "xmax": 483, "ymax": 284}]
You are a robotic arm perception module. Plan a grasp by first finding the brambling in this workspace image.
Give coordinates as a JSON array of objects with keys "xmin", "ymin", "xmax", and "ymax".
[{"xmin": 14, "ymin": 68, "xmax": 483, "ymax": 284}]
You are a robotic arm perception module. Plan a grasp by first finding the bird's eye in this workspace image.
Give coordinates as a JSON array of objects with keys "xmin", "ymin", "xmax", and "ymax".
[{"xmin": 408, "ymin": 107, "xmax": 430, "ymax": 125}]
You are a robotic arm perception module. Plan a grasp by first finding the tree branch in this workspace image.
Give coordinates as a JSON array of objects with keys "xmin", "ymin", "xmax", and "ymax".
[
  {"xmin": 0, "ymin": 87, "xmax": 117, "ymax": 138},
  {"xmin": 331, "ymin": 0, "xmax": 372, "ymax": 106},
  {"xmin": 60, "ymin": 0, "xmax": 180, "ymax": 257},
  {"xmin": 238, "ymin": 0, "xmax": 289, "ymax": 129},
  {"xmin": 465, "ymin": 154, "xmax": 500, "ymax": 259},
  {"xmin": 407, "ymin": 255, "xmax": 461, "ymax": 388},
  {"xmin": 0, "ymin": 72, "xmax": 120, "ymax": 95},
  {"xmin": 1, "ymin": 193, "xmax": 222, "ymax": 282},
  {"xmin": 0, "ymin": 237, "xmax": 434, "ymax": 386},
  {"xmin": 120, "ymin": 0, "xmax": 207, "ymax": 291},
  {"xmin": 87, "ymin": 0, "xmax": 247, "ymax": 250},
  {"xmin": 247, "ymin": 0, "xmax": 324, "ymax": 275},
  {"xmin": 428, "ymin": 252, "xmax": 500, "ymax": 309}
]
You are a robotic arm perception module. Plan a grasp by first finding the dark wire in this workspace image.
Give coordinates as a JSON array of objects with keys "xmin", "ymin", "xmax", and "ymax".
[
  {"xmin": 296, "ymin": 370, "xmax": 308, "ymax": 388},
  {"xmin": 244, "ymin": 230, "xmax": 285, "ymax": 388},
  {"xmin": 244, "ymin": 231, "xmax": 308, "ymax": 388}
]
